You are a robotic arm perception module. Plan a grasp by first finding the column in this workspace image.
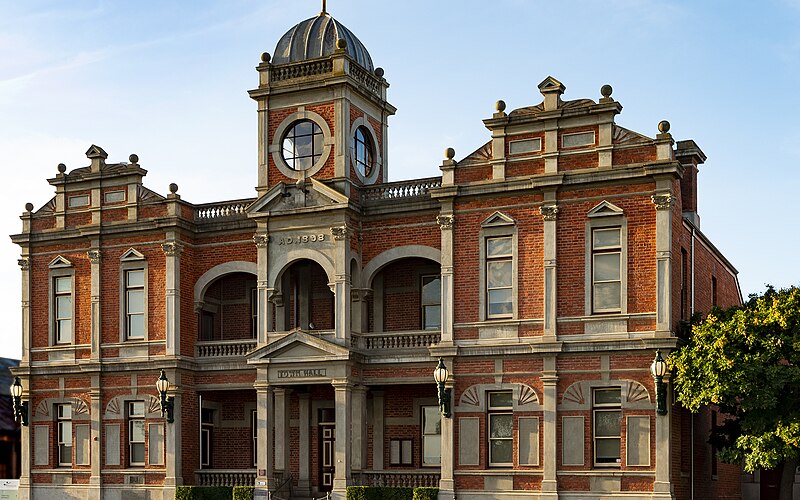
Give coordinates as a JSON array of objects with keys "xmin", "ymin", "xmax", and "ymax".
[
  {"xmin": 89, "ymin": 374, "xmax": 102, "ymax": 500},
  {"xmin": 164, "ymin": 370, "xmax": 183, "ymax": 489},
  {"xmin": 330, "ymin": 226, "xmax": 351, "ymax": 344},
  {"xmin": 162, "ymin": 238, "xmax": 183, "ymax": 356},
  {"xmin": 254, "ymin": 231, "xmax": 271, "ymax": 344},
  {"xmin": 652, "ymin": 186, "xmax": 674, "ymax": 336},
  {"xmin": 87, "ymin": 248, "xmax": 101, "ymax": 359},
  {"xmin": 255, "ymin": 380, "xmax": 274, "ymax": 492},
  {"xmin": 438, "ymin": 372, "xmax": 455, "ymax": 498},
  {"xmin": 541, "ymin": 356, "xmax": 558, "ymax": 499},
  {"xmin": 332, "ymin": 380, "xmax": 352, "ymax": 498},
  {"xmin": 437, "ymin": 212, "xmax": 455, "ymax": 344},
  {"xmin": 351, "ymin": 385, "xmax": 367, "ymax": 471},
  {"xmin": 17, "ymin": 377, "xmax": 30, "ymax": 500},
  {"xmin": 653, "ymin": 382, "xmax": 673, "ymax": 497},
  {"xmin": 371, "ymin": 392, "xmax": 384, "ymax": 471},
  {"xmin": 297, "ymin": 394, "xmax": 311, "ymax": 495},
  {"xmin": 17, "ymin": 256, "xmax": 30, "ymax": 364},
  {"xmin": 274, "ymin": 388, "xmax": 291, "ymax": 473},
  {"xmin": 540, "ymin": 195, "xmax": 558, "ymax": 341}
]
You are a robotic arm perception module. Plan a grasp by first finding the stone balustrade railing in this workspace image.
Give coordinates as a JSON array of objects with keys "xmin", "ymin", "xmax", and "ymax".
[
  {"xmin": 195, "ymin": 339, "xmax": 257, "ymax": 358},
  {"xmin": 349, "ymin": 64, "xmax": 381, "ymax": 95},
  {"xmin": 195, "ymin": 469, "xmax": 256, "ymax": 487},
  {"xmin": 354, "ymin": 330, "xmax": 441, "ymax": 350},
  {"xmin": 195, "ymin": 199, "xmax": 254, "ymax": 222},
  {"xmin": 353, "ymin": 470, "xmax": 441, "ymax": 488},
  {"xmin": 362, "ymin": 177, "xmax": 442, "ymax": 202},
  {"xmin": 271, "ymin": 59, "xmax": 333, "ymax": 82}
]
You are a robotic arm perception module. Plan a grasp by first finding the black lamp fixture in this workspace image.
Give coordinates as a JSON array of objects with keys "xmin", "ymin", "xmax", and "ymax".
[
  {"xmin": 156, "ymin": 370, "xmax": 175, "ymax": 423},
  {"xmin": 650, "ymin": 350, "xmax": 668, "ymax": 415},
  {"xmin": 10, "ymin": 376, "xmax": 29, "ymax": 426},
  {"xmin": 433, "ymin": 357, "xmax": 452, "ymax": 418}
]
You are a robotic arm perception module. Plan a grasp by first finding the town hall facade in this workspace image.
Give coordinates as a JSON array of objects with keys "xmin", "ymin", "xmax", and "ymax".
[{"xmin": 10, "ymin": 7, "xmax": 744, "ymax": 500}]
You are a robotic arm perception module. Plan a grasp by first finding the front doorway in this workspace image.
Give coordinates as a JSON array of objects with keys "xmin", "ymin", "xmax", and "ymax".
[{"xmin": 318, "ymin": 408, "xmax": 335, "ymax": 492}]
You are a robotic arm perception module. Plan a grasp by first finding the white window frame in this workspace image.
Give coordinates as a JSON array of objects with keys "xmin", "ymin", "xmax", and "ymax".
[
  {"xmin": 124, "ymin": 269, "xmax": 145, "ymax": 340},
  {"xmin": 487, "ymin": 391, "xmax": 514, "ymax": 467},
  {"xmin": 271, "ymin": 110, "xmax": 333, "ymax": 180},
  {"xmin": 53, "ymin": 275, "xmax": 74, "ymax": 345},
  {"xmin": 592, "ymin": 388, "xmax": 622, "ymax": 467},
  {"xmin": 128, "ymin": 401, "xmax": 146, "ymax": 467},
  {"xmin": 591, "ymin": 227, "xmax": 623, "ymax": 314},
  {"xmin": 479, "ymin": 212, "xmax": 518, "ymax": 321},
  {"xmin": 56, "ymin": 404, "xmax": 72, "ymax": 467},
  {"xmin": 421, "ymin": 275, "xmax": 441, "ymax": 330},
  {"xmin": 349, "ymin": 116, "xmax": 382, "ymax": 185},
  {"xmin": 119, "ymin": 250, "xmax": 148, "ymax": 342},
  {"xmin": 585, "ymin": 202, "xmax": 627, "ymax": 316},
  {"xmin": 421, "ymin": 405, "xmax": 441, "ymax": 466}
]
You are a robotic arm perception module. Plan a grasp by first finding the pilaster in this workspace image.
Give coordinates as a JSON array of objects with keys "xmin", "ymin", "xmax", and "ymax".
[
  {"xmin": 332, "ymin": 379, "xmax": 353, "ymax": 498},
  {"xmin": 351, "ymin": 385, "xmax": 367, "ymax": 471},
  {"xmin": 255, "ymin": 380, "xmax": 274, "ymax": 492},
  {"xmin": 330, "ymin": 225, "xmax": 352, "ymax": 344},
  {"xmin": 87, "ymin": 247, "xmax": 101, "ymax": 360},
  {"xmin": 274, "ymin": 388, "xmax": 291, "ymax": 473},
  {"xmin": 437, "ymin": 359, "xmax": 455, "ymax": 498},
  {"xmin": 653, "ymin": 187, "xmax": 674, "ymax": 336},
  {"xmin": 654, "ymin": 378, "xmax": 674, "ymax": 497},
  {"xmin": 540, "ymin": 194, "xmax": 558, "ymax": 341},
  {"xmin": 254, "ymin": 230, "xmax": 270, "ymax": 345},
  {"xmin": 371, "ymin": 391, "xmax": 384, "ymax": 471},
  {"xmin": 437, "ymin": 211, "xmax": 455, "ymax": 344},
  {"xmin": 18, "ymin": 256, "xmax": 31, "ymax": 364},
  {"xmin": 89, "ymin": 374, "xmax": 101, "ymax": 500},
  {"xmin": 297, "ymin": 393, "xmax": 311, "ymax": 494},
  {"xmin": 162, "ymin": 238, "xmax": 183, "ymax": 356},
  {"xmin": 164, "ymin": 370, "xmax": 182, "ymax": 490},
  {"xmin": 541, "ymin": 356, "xmax": 558, "ymax": 499}
]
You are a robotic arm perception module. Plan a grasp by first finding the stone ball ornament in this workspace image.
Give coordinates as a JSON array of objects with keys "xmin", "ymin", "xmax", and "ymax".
[
  {"xmin": 658, "ymin": 120, "xmax": 671, "ymax": 134},
  {"xmin": 445, "ymin": 147, "xmax": 456, "ymax": 160},
  {"xmin": 495, "ymin": 100, "xmax": 506, "ymax": 113},
  {"xmin": 129, "ymin": 154, "xmax": 139, "ymax": 164},
  {"xmin": 601, "ymin": 84, "xmax": 613, "ymax": 98},
  {"xmin": 169, "ymin": 183, "xmax": 179, "ymax": 194},
  {"xmin": 57, "ymin": 163, "xmax": 67, "ymax": 173}
]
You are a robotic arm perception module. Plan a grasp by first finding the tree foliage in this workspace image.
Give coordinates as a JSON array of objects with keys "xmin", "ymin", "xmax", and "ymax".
[{"xmin": 671, "ymin": 285, "xmax": 800, "ymax": 474}]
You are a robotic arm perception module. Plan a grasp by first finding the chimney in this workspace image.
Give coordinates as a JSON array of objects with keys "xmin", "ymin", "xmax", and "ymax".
[
  {"xmin": 85, "ymin": 145, "xmax": 108, "ymax": 173},
  {"xmin": 675, "ymin": 140, "xmax": 706, "ymax": 227},
  {"xmin": 537, "ymin": 76, "xmax": 565, "ymax": 111}
]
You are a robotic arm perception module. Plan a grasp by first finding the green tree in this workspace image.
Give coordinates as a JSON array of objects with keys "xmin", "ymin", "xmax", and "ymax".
[{"xmin": 671, "ymin": 285, "xmax": 800, "ymax": 500}]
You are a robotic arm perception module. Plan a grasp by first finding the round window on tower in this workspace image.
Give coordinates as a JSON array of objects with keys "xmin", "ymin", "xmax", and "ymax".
[
  {"xmin": 282, "ymin": 120, "xmax": 324, "ymax": 171},
  {"xmin": 354, "ymin": 126, "xmax": 374, "ymax": 177}
]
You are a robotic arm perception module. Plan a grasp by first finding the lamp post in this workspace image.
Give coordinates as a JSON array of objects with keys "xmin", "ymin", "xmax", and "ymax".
[
  {"xmin": 10, "ymin": 376, "xmax": 29, "ymax": 426},
  {"xmin": 433, "ymin": 357, "xmax": 451, "ymax": 418},
  {"xmin": 156, "ymin": 370, "xmax": 175, "ymax": 423},
  {"xmin": 650, "ymin": 350, "xmax": 668, "ymax": 415}
]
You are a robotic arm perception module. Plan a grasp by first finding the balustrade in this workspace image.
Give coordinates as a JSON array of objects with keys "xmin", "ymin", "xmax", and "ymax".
[
  {"xmin": 362, "ymin": 177, "xmax": 442, "ymax": 201},
  {"xmin": 353, "ymin": 470, "xmax": 441, "ymax": 488},
  {"xmin": 195, "ymin": 199, "xmax": 254, "ymax": 222},
  {"xmin": 353, "ymin": 330, "xmax": 441, "ymax": 350},
  {"xmin": 195, "ymin": 470, "xmax": 256, "ymax": 487},
  {"xmin": 195, "ymin": 339, "xmax": 257, "ymax": 358}
]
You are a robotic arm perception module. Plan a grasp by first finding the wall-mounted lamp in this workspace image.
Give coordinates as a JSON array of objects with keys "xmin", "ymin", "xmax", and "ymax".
[
  {"xmin": 10, "ymin": 377, "xmax": 29, "ymax": 426},
  {"xmin": 433, "ymin": 357, "xmax": 452, "ymax": 418},
  {"xmin": 650, "ymin": 350, "xmax": 668, "ymax": 415},
  {"xmin": 156, "ymin": 370, "xmax": 175, "ymax": 423}
]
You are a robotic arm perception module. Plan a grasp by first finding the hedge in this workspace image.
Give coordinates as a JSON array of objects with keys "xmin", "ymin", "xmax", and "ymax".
[
  {"xmin": 174, "ymin": 486, "xmax": 233, "ymax": 500},
  {"xmin": 232, "ymin": 486, "xmax": 254, "ymax": 500},
  {"xmin": 346, "ymin": 486, "xmax": 437, "ymax": 500}
]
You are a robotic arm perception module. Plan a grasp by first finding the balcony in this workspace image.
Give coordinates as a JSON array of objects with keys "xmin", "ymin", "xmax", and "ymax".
[
  {"xmin": 353, "ymin": 470, "xmax": 441, "ymax": 488},
  {"xmin": 195, "ymin": 469, "xmax": 256, "ymax": 487},
  {"xmin": 354, "ymin": 330, "xmax": 441, "ymax": 351}
]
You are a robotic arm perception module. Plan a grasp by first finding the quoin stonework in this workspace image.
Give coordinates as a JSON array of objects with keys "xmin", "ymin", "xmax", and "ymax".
[{"xmin": 10, "ymin": 6, "xmax": 748, "ymax": 500}]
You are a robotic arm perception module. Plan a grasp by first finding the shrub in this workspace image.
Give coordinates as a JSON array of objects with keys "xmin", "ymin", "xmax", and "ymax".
[
  {"xmin": 412, "ymin": 487, "xmax": 439, "ymax": 500},
  {"xmin": 232, "ymin": 486, "xmax": 254, "ymax": 500},
  {"xmin": 173, "ymin": 486, "xmax": 233, "ymax": 500},
  {"xmin": 346, "ymin": 486, "xmax": 414, "ymax": 500}
]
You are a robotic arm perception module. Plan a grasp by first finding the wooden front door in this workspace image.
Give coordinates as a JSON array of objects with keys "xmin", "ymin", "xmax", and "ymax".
[
  {"xmin": 760, "ymin": 464, "xmax": 783, "ymax": 500},
  {"xmin": 319, "ymin": 408, "xmax": 335, "ymax": 492}
]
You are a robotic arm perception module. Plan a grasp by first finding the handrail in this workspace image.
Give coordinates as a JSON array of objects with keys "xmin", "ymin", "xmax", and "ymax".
[{"xmin": 271, "ymin": 472, "xmax": 293, "ymax": 500}]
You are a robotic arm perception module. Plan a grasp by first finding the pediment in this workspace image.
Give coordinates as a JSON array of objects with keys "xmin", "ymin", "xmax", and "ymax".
[
  {"xmin": 481, "ymin": 211, "xmax": 515, "ymax": 227},
  {"xmin": 538, "ymin": 76, "xmax": 565, "ymax": 93},
  {"xmin": 85, "ymin": 144, "xmax": 108, "ymax": 159},
  {"xmin": 247, "ymin": 179, "xmax": 349, "ymax": 217},
  {"xmin": 247, "ymin": 330, "xmax": 352, "ymax": 364},
  {"xmin": 49, "ymin": 255, "xmax": 72, "ymax": 269},
  {"xmin": 120, "ymin": 248, "xmax": 146, "ymax": 261},
  {"xmin": 587, "ymin": 200, "xmax": 624, "ymax": 218}
]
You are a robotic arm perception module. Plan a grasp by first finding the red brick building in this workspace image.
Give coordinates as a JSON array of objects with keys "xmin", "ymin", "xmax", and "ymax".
[{"xmin": 10, "ymin": 8, "xmax": 744, "ymax": 500}]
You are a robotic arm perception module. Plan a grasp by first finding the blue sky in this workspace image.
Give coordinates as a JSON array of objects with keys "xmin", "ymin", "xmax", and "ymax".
[{"xmin": 1, "ymin": 0, "xmax": 798, "ymax": 359}]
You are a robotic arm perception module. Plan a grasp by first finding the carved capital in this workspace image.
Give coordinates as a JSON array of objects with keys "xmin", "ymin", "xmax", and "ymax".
[
  {"xmin": 436, "ymin": 214, "xmax": 455, "ymax": 230},
  {"xmin": 86, "ymin": 250, "xmax": 101, "ymax": 264},
  {"xmin": 17, "ymin": 258, "xmax": 30, "ymax": 270},
  {"xmin": 330, "ymin": 225, "xmax": 350, "ymax": 241},
  {"xmin": 539, "ymin": 205, "xmax": 558, "ymax": 221},
  {"xmin": 253, "ymin": 234, "xmax": 270, "ymax": 248},
  {"xmin": 161, "ymin": 242, "xmax": 184, "ymax": 257},
  {"xmin": 651, "ymin": 193, "xmax": 674, "ymax": 210},
  {"xmin": 269, "ymin": 292, "xmax": 284, "ymax": 308}
]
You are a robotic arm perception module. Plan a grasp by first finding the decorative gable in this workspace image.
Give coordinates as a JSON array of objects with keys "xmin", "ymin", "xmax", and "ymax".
[
  {"xmin": 246, "ymin": 178, "xmax": 349, "ymax": 217},
  {"xmin": 120, "ymin": 248, "xmax": 146, "ymax": 261},
  {"xmin": 48, "ymin": 255, "xmax": 72, "ymax": 269},
  {"xmin": 538, "ymin": 76, "xmax": 565, "ymax": 93},
  {"xmin": 587, "ymin": 200, "xmax": 624, "ymax": 218},
  {"xmin": 247, "ymin": 330, "xmax": 353, "ymax": 364},
  {"xmin": 481, "ymin": 211, "xmax": 515, "ymax": 227}
]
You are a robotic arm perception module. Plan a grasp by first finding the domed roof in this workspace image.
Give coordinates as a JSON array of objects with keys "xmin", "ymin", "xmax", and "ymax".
[{"xmin": 272, "ymin": 13, "xmax": 374, "ymax": 72}]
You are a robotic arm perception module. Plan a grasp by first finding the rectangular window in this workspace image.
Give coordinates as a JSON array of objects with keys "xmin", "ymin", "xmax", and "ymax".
[
  {"xmin": 104, "ymin": 190, "xmax": 126, "ymax": 203},
  {"xmin": 68, "ymin": 195, "xmax": 90, "ymax": 208},
  {"xmin": 250, "ymin": 289, "xmax": 258, "ymax": 338},
  {"xmin": 251, "ymin": 409, "xmax": 258, "ymax": 467},
  {"xmin": 125, "ymin": 270, "xmax": 145, "ymax": 340},
  {"xmin": 54, "ymin": 276, "xmax": 73, "ymax": 344},
  {"xmin": 592, "ymin": 228, "xmax": 622, "ymax": 313},
  {"xmin": 488, "ymin": 391, "xmax": 513, "ymax": 467},
  {"xmin": 201, "ymin": 408, "xmax": 214, "ymax": 468},
  {"xmin": 128, "ymin": 401, "xmax": 145, "ymax": 467},
  {"xmin": 562, "ymin": 131, "xmax": 595, "ymax": 148},
  {"xmin": 421, "ymin": 275, "xmax": 441, "ymax": 330},
  {"xmin": 712, "ymin": 276, "xmax": 718, "ymax": 308},
  {"xmin": 56, "ymin": 404, "xmax": 72, "ymax": 466},
  {"xmin": 486, "ymin": 237, "xmax": 513, "ymax": 318},
  {"xmin": 593, "ymin": 388, "xmax": 622, "ymax": 466},
  {"xmin": 681, "ymin": 248, "xmax": 689, "ymax": 321},
  {"xmin": 390, "ymin": 439, "xmax": 413, "ymax": 466},
  {"xmin": 421, "ymin": 406, "xmax": 441, "ymax": 466}
]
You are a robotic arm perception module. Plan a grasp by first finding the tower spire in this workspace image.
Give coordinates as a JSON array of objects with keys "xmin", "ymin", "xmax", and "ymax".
[{"xmin": 321, "ymin": 0, "xmax": 327, "ymax": 15}]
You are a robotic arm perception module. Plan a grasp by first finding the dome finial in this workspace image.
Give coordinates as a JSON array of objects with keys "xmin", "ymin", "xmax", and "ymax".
[{"xmin": 320, "ymin": 0, "xmax": 327, "ymax": 15}]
